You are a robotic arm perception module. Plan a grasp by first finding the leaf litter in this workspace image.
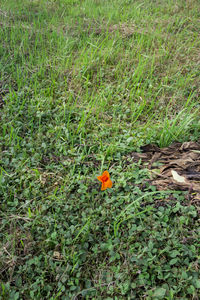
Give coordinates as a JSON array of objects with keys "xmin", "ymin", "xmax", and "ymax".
[{"xmin": 128, "ymin": 141, "xmax": 200, "ymax": 206}]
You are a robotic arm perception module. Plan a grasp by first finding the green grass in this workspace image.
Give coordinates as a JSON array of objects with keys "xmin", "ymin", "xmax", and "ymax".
[{"xmin": 0, "ymin": 0, "xmax": 200, "ymax": 299}]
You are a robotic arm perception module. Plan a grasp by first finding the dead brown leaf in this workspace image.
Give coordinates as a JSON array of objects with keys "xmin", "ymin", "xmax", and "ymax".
[{"xmin": 128, "ymin": 141, "xmax": 200, "ymax": 205}]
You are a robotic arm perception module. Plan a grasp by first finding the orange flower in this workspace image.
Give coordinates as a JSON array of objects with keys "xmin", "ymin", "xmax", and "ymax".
[{"xmin": 97, "ymin": 171, "xmax": 112, "ymax": 191}]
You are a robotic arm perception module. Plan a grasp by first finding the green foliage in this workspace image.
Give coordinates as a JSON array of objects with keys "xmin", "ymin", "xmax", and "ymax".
[{"xmin": 0, "ymin": 0, "xmax": 200, "ymax": 298}]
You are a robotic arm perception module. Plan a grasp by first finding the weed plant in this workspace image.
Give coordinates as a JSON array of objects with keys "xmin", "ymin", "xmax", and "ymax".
[{"xmin": 0, "ymin": 0, "xmax": 200, "ymax": 299}]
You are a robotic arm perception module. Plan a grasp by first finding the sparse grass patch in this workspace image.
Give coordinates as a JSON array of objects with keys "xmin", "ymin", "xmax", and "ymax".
[{"xmin": 0, "ymin": 0, "xmax": 200, "ymax": 299}]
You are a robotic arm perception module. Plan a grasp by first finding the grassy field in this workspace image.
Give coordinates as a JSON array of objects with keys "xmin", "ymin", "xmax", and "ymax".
[{"xmin": 0, "ymin": 0, "xmax": 200, "ymax": 299}]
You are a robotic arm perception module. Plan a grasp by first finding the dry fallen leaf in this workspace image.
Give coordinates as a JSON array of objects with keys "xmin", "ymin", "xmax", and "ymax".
[
  {"xmin": 127, "ymin": 141, "xmax": 200, "ymax": 205},
  {"xmin": 171, "ymin": 170, "xmax": 186, "ymax": 183},
  {"xmin": 53, "ymin": 251, "xmax": 63, "ymax": 260}
]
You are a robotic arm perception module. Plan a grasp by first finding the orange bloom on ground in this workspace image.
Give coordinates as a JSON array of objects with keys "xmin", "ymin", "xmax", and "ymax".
[{"xmin": 97, "ymin": 171, "xmax": 112, "ymax": 191}]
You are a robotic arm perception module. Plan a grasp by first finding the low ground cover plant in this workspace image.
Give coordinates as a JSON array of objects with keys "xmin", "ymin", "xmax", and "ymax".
[{"xmin": 0, "ymin": 0, "xmax": 200, "ymax": 299}]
